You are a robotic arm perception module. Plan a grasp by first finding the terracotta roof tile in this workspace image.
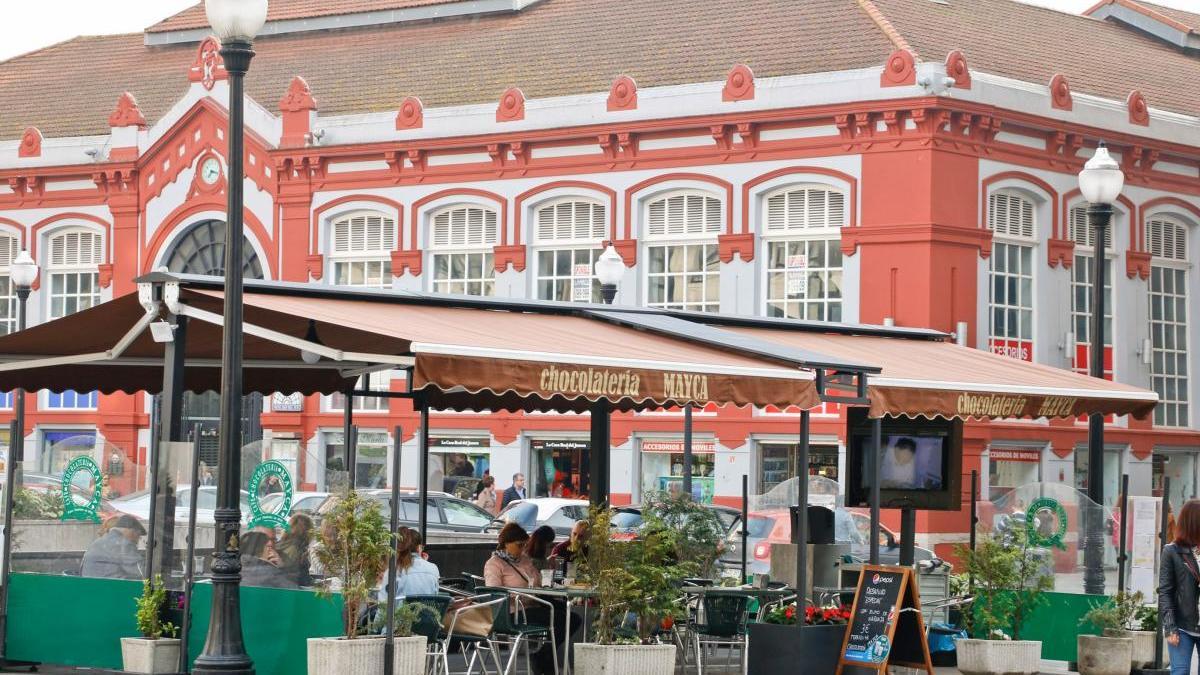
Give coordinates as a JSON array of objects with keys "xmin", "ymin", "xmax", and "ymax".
[
  {"xmin": 870, "ymin": 0, "xmax": 1200, "ymax": 117},
  {"xmin": 148, "ymin": 0, "xmax": 463, "ymax": 33},
  {"xmin": 0, "ymin": 0, "xmax": 892, "ymax": 141}
]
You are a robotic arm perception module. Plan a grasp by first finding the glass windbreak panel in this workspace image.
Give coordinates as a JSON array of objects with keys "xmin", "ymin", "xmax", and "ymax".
[{"xmin": 238, "ymin": 440, "xmax": 316, "ymax": 589}]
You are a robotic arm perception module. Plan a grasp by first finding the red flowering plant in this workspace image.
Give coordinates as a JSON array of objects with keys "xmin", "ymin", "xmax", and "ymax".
[{"xmin": 763, "ymin": 602, "xmax": 851, "ymax": 626}]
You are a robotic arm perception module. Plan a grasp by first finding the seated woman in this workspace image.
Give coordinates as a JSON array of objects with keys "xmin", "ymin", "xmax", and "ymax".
[
  {"xmin": 484, "ymin": 523, "xmax": 577, "ymax": 675},
  {"xmin": 386, "ymin": 527, "xmax": 441, "ymax": 600},
  {"xmin": 239, "ymin": 531, "xmax": 299, "ymax": 589},
  {"xmin": 525, "ymin": 525, "xmax": 557, "ymax": 571},
  {"xmin": 276, "ymin": 513, "xmax": 314, "ymax": 586}
]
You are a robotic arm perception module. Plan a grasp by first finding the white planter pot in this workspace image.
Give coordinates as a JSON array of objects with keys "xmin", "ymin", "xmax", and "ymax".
[
  {"xmin": 574, "ymin": 643, "xmax": 676, "ymax": 675},
  {"xmin": 306, "ymin": 636, "xmax": 428, "ymax": 674},
  {"xmin": 120, "ymin": 637, "xmax": 181, "ymax": 675},
  {"xmin": 1129, "ymin": 630, "xmax": 1155, "ymax": 669},
  {"xmin": 955, "ymin": 638, "xmax": 1041, "ymax": 675},
  {"xmin": 1077, "ymin": 635, "xmax": 1133, "ymax": 675}
]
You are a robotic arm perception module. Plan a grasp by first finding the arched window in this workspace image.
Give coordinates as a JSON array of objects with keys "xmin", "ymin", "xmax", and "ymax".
[
  {"xmin": 1147, "ymin": 215, "xmax": 1190, "ymax": 427},
  {"xmin": 1068, "ymin": 205, "xmax": 1113, "ymax": 377},
  {"xmin": 46, "ymin": 228, "xmax": 102, "ymax": 319},
  {"xmin": 762, "ymin": 185, "xmax": 846, "ymax": 321},
  {"xmin": 0, "ymin": 233, "xmax": 20, "ymax": 335},
  {"xmin": 329, "ymin": 211, "xmax": 395, "ymax": 288},
  {"xmin": 986, "ymin": 191, "xmax": 1037, "ymax": 359},
  {"xmin": 430, "ymin": 205, "xmax": 498, "ymax": 296},
  {"xmin": 644, "ymin": 191, "xmax": 722, "ymax": 312},
  {"xmin": 533, "ymin": 199, "xmax": 606, "ymax": 302}
]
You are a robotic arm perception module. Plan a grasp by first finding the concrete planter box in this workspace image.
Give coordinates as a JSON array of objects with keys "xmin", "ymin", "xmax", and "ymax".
[
  {"xmin": 120, "ymin": 637, "xmax": 181, "ymax": 674},
  {"xmin": 955, "ymin": 638, "xmax": 1041, "ymax": 675},
  {"xmin": 307, "ymin": 635, "xmax": 426, "ymax": 674},
  {"xmin": 1077, "ymin": 634, "xmax": 1133, "ymax": 675},
  {"xmin": 574, "ymin": 643, "xmax": 675, "ymax": 675},
  {"xmin": 1129, "ymin": 630, "xmax": 1155, "ymax": 669}
]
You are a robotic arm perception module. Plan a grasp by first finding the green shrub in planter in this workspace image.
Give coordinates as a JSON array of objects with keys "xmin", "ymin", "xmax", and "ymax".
[
  {"xmin": 954, "ymin": 527, "xmax": 1052, "ymax": 641},
  {"xmin": 313, "ymin": 489, "xmax": 393, "ymax": 639},
  {"xmin": 1082, "ymin": 591, "xmax": 1145, "ymax": 637}
]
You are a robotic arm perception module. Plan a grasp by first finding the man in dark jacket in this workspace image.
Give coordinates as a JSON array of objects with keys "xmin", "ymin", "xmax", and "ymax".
[
  {"xmin": 501, "ymin": 473, "xmax": 527, "ymax": 508},
  {"xmin": 81, "ymin": 515, "xmax": 145, "ymax": 579}
]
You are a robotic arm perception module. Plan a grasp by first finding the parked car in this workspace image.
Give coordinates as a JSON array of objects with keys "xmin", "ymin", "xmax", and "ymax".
[
  {"xmin": 259, "ymin": 490, "xmax": 328, "ymax": 517},
  {"xmin": 485, "ymin": 498, "xmax": 588, "ymax": 537},
  {"xmin": 609, "ymin": 503, "xmax": 741, "ymax": 540},
  {"xmin": 720, "ymin": 507, "xmax": 935, "ymax": 574},
  {"xmin": 314, "ymin": 489, "xmax": 495, "ymax": 533},
  {"xmin": 111, "ymin": 486, "xmax": 251, "ymax": 526}
]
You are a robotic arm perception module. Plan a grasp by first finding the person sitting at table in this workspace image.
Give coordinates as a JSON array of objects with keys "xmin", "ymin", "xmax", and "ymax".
[
  {"xmin": 550, "ymin": 520, "xmax": 587, "ymax": 565},
  {"xmin": 484, "ymin": 523, "xmax": 578, "ymax": 675},
  {"xmin": 525, "ymin": 525, "xmax": 556, "ymax": 570},
  {"xmin": 276, "ymin": 513, "xmax": 314, "ymax": 586},
  {"xmin": 81, "ymin": 514, "xmax": 145, "ymax": 579},
  {"xmin": 239, "ymin": 531, "xmax": 298, "ymax": 589},
  {"xmin": 384, "ymin": 527, "xmax": 440, "ymax": 600}
]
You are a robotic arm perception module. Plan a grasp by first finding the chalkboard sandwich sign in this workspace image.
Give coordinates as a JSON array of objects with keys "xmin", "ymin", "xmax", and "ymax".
[{"xmin": 836, "ymin": 564, "xmax": 933, "ymax": 675}]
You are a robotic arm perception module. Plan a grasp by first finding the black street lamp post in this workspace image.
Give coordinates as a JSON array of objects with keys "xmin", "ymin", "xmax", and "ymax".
[
  {"xmin": 193, "ymin": 1, "xmax": 267, "ymax": 673},
  {"xmin": 1077, "ymin": 143, "xmax": 1124, "ymax": 596}
]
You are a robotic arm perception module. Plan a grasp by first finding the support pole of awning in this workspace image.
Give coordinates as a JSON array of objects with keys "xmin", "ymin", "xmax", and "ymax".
[
  {"xmin": 146, "ymin": 313, "xmax": 188, "ymax": 582},
  {"xmin": 418, "ymin": 394, "xmax": 430, "ymax": 544},
  {"xmin": 589, "ymin": 400, "xmax": 611, "ymax": 508},
  {"xmin": 795, "ymin": 409, "xmax": 810, "ymax": 635},
  {"xmin": 343, "ymin": 381, "xmax": 355, "ymax": 489},
  {"xmin": 870, "ymin": 417, "xmax": 882, "ymax": 565},
  {"xmin": 682, "ymin": 404, "xmax": 693, "ymax": 500}
]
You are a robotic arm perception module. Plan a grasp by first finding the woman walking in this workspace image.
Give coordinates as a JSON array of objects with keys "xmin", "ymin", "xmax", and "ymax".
[{"xmin": 1159, "ymin": 498, "xmax": 1200, "ymax": 674}]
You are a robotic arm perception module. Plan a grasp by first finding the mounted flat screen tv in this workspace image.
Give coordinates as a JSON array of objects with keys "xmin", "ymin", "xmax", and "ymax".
[{"xmin": 845, "ymin": 408, "xmax": 963, "ymax": 511}]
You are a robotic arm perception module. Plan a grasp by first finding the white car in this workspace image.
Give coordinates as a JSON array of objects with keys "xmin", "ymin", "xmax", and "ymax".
[
  {"xmin": 486, "ymin": 498, "xmax": 588, "ymax": 537},
  {"xmin": 111, "ymin": 485, "xmax": 250, "ymax": 526},
  {"xmin": 259, "ymin": 490, "xmax": 328, "ymax": 517}
]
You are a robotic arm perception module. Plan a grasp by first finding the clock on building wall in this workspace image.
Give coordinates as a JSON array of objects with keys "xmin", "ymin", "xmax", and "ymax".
[
  {"xmin": 200, "ymin": 157, "xmax": 222, "ymax": 185},
  {"xmin": 188, "ymin": 152, "xmax": 226, "ymax": 199}
]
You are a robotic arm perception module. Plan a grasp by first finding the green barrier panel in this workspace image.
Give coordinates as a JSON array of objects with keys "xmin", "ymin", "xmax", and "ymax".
[
  {"xmin": 975, "ymin": 590, "xmax": 1102, "ymax": 663},
  {"xmin": 7, "ymin": 573, "xmax": 140, "ymax": 668},
  {"xmin": 7, "ymin": 574, "xmax": 346, "ymax": 675},
  {"xmin": 188, "ymin": 582, "xmax": 345, "ymax": 675}
]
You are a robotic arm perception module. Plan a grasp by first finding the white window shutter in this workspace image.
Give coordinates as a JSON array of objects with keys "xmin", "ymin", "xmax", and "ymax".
[
  {"xmin": 49, "ymin": 230, "xmax": 101, "ymax": 267},
  {"xmin": 1148, "ymin": 218, "xmax": 1187, "ymax": 261},
  {"xmin": 766, "ymin": 187, "xmax": 846, "ymax": 231},
  {"xmin": 1070, "ymin": 207, "xmax": 1113, "ymax": 249},
  {"xmin": 648, "ymin": 193, "xmax": 721, "ymax": 237},
  {"xmin": 432, "ymin": 206, "xmax": 498, "ymax": 249},
  {"xmin": 0, "ymin": 235, "xmax": 17, "ymax": 269},
  {"xmin": 989, "ymin": 193, "xmax": 1035, "ymax": 239},
  {"xmin": 332, "ymin": 213, "xmax": 395, "ymax": 254},
  {"xmin": 534, "ymin": 201, "xmax": 606, "ymax": 243}
]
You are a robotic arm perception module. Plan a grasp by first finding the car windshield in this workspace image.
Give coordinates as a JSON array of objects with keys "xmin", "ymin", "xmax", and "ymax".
[
  {"xmin": 497, "ymin": 502, "xmax": 538, "ymax": 530},
  {"xmin": 442, "ymin": 498, "xmax": 491, "ymax": 527},
  {"xmin": 744, "ymin": 515, "xmax": 775, "ymax": 538},
  {"xmin": 610, "ymin": 511, "xmax": 643, "ymax": 529}
]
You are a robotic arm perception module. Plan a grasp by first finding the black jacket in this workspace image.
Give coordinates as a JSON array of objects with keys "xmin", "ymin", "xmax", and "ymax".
[{"xmin": 1159, "ymin": 542, "xmax": 1200, "ymax": 635}]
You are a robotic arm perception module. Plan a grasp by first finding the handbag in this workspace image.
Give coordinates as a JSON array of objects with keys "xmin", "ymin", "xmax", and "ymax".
[{"xmin": 444, "ymin": 600, "xmax": 494, "ymax": 637}]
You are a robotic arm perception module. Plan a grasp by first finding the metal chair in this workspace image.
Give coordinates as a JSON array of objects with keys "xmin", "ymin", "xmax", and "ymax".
[
  {"xmin": 404, "ymin": 594, "xmax": 454, "ymax": 675},
  {"xmin": 689, "ymin": 591, "xmax": 751, "ymax": 675},
  {"xmin": 476, "ymin": 586, "xmax": 559, "ymax": 675},
  {"xmin": 441, "ymin": 594, "xmax": 506, "ymax": 675}
]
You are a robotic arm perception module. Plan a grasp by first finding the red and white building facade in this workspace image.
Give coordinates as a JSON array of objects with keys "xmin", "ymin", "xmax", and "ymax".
[{"xmin": 0, "ymin": 0, "xmax": 1198, "ymax": 556}]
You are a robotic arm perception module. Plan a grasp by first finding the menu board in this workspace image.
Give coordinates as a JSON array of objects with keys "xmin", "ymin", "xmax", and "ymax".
[{"xmin": 836, "ymin": 565, "xmax": 932, "ymax": 674}]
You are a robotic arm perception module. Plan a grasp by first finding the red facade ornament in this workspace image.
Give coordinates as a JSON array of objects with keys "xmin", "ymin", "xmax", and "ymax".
[
  {"xmin": 611, "ymin": 238, "xmax": 638, "ymax": 267},
  {"xmin": 305, "ymin": 254, "xmax": 324, "ymax": 281},
  {"xmin": 108, "ymin": 92, "xmax": 147, "ymax": 129},
  {"xmin": 1046, "ymin": 238, "xmax": 1074, "ymax": 269},
  {"xmin": 944, "ymin": 50, "xmax": 971, "ymax": 89},
  {"xmin": 607, "ymin": 75, "xmax": 638, "ymax": 111},
  {"xmin": 722, "ymin": 64, "xmax": 755, "ymax": 102},
  {"xmin": 279, "ymin": 76, "xmax": 317, "ymax": 112},
  {"xmin": 717, "ymin": 233, "xmax": 755, "ymax": 263},
  {"xmin": 395, "ymin": 96, "xmax": 424, "ymax": 130},
  {"xmin": 1125, "ymin": 250, "xmax": 1151, "ymax": 279},
  {"xmin": 880, "ymin": 49, "xmax": 917, "ymax": 87},
  {"xmin": 1127, "ymin": 90, "xmax": 1149, "ymax": 126},
  {"xmin": 97, "ymin": 263, "xmax": 114, "ymax": 289},
  {"xmin": 18, "ymin": 127, "xmax": 41, "ymax": 158},
  {"xmin": 188, "ymin": 37, "xmax": 228, "ymax": 90},
  {"xmin": 391, "ymin": 250, "xmax": 422, "ymax": 277},
  {"xmin": 496, "ymin": 87, "xmax": 525, "ymax": 123},
  {"xmin": 493, "ymin": 244, "xmax": 527, "ymax": 273},
  {"xmin": 1049, "ymin": 73, "xmax": 1072, "ymax": 111}
]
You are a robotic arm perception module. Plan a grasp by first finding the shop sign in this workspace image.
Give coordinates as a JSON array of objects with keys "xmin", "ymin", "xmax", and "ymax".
[
  {"xmin": 1128, "ymin": 496, "xmax": 1160, "ymax": 597},
  {"xmin": 60, "ymin": 455, "xmax": 103, "ymax": 523},
  {"xmin": 1025, "ymin": 497, "xmax": 1068, "ymax": 550},
  {"xmin": 642, "ymin": 440, "xmax": 717, "ymax": 454},
  {"xmin": 988, "ymin": 338, "xmax": 1033, "ymax": 362},
  {"xmin": 572, "ymin": 263, "xmax": 592, "ymax": 302},
  {"xmin": 271, "ymin": 392, "xmax": 303, "ymax": 412},
  {"xmin": 431, "ymin": 437, "xmax": 489, "ymax": 450},
  {"xmin": 786, "ymin": 255, "xmax": 808, "ymax": 296},
  {"xmin": 989, "ymin": 448, "xmax": 1041, "ymax": 463},
  {"xmin": 531, "ymin": 439, "xmax": 589, "ymax": 451},
  {"xmin": 247, "ymin": 460, "xmax": 293, "ymax": 531},
  {"xmin": 955, "ymin": 392, "xmax": 1077, "ymax": 418}
]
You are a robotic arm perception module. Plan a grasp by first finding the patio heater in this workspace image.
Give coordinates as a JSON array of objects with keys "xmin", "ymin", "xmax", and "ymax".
[
  {"xmin": 0, "ymin": 250, "xmax": 37, "ymax": 660},
  {"xmin": 1077, "ymin": 143, "xmax": 1123, "ymax": 596},
  {"xmin": 194, "ymin": 1, "xmax": 267, "ymax": 674}
]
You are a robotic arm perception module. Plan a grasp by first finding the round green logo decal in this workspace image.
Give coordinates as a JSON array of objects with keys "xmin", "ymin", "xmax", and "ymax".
[
  {"xmin": 247, "ymin": 460, "xmax": 293, "ymax": 531},
  {"xmin": 1026, "ymin": 497, "xmax": 1068, "ymax": 550},
  {"xmin": 61, "ymin": 456, "xmax": 103, "ymax": 523}
]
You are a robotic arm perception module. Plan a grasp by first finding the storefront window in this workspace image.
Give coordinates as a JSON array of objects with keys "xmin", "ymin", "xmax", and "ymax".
[
  {"xmin": 429, "ymin": 437, "xmax": 490, "ymax": 499},
  {"xmin": 640, "ymin": 439, "xmax": 716, "ymax": 503},
  {"xmin": 1073, "ymin": 447, "xmax": 1122, "ymax": 508},
  {"xmin": 324, "ymin": 430, "xmax": 389, "ymax": 489},
  {"xmin": 1153, "ymin": 451, "xmax": 1197, "ymax": 513},
  {"xmin": 759, "ymin": 442, "xmax": 838, "ymax": 493},
  {"xmin": 40, "ymin": 430, "xmax": 96, "ymax": 475},
  {"xmin": 987, "ymin": 447, "xmax": 1041, "ymax": 501},
  {"xmin": 531, "ymin": 439, "xmax": 588, "ymax": 499}
]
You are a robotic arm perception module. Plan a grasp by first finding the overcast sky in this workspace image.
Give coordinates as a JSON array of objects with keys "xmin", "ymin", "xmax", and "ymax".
[{"xmin": 0, "ymin": 0, "xmax": 1194, "ymax": 62}]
